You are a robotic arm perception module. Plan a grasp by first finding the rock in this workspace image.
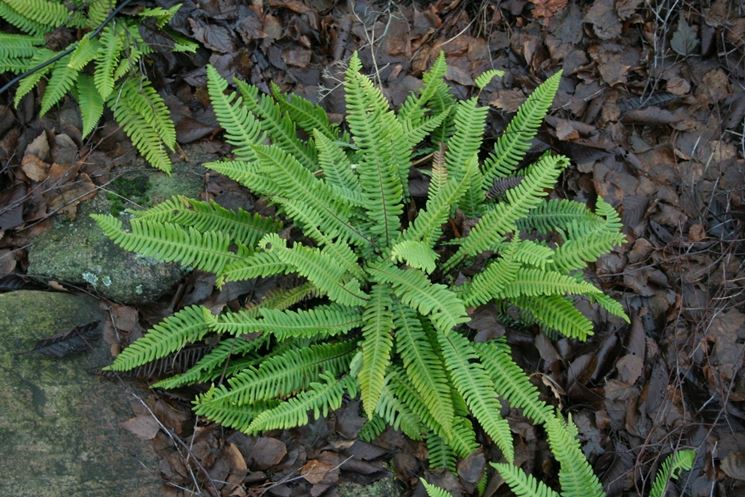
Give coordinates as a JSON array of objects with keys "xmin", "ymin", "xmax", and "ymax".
[
  {"xmin": 0, "ymin": 291, "xmax": 161, "ymax": 497},
  {"xmin": 51, "ymin": 133, "xmax": 78, "ymax": 165},
  {"xmin": 27, "ymin": 145, "xmax": 210, "ymax": 303},
  {"xmin": 337, "ymin": 478, "xmax": 404, "ymax": 497}
]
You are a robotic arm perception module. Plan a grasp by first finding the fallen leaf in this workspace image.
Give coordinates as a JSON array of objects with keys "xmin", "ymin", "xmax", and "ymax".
[
  {"xmin": 25, "ymin": 132, "xmax": 49, "ymax": 161},
  {"xmin": 121, "ymin": 415, "xmax": 160, "ymax": 440},
  {"xmin": 585, "ymin": 0, "xmax": 622, "ymax": 39},
  {"xmin": 721, "ymin": 452, "xmax": 745, "ymax": 481},
  {"xmin": 0, "ymin": 185, "xmax": 26, "ymax": 230},
  {"xmin": 21, "ymin": 154, "xmax": 49, "ymax": 182},
  {"xmin": 33, "ymin": 321, "xmax": 101, "ymax": 358},
  {"xmin": 301, "ymin": 459, "xmax": 335, "ymax": 485},
  {"xmin": 670, "ymin": 17, "xmax": 699, "ymax": 56},
  {"xmin": 249, "ymin": 437, "xmax": 287, "ymax": 469}
]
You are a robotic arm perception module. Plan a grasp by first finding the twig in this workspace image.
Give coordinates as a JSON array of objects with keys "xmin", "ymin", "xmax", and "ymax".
[{"xmin": 0, "ymin": 0, "xmax": 134, "ymax": 96}]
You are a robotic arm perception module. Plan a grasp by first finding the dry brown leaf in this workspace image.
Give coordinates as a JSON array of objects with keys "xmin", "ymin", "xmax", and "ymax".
[
  {"xmin": 301, "ymin": 459, "xmax": 335, "ymax": 485},
  {"xmin": 529, "ymin": 0, "xmax": 568, "ymax": 20},
  {"xmin": 721, "ymin": 452, "xmax": 745, "ymax": 481},
  {"xmin": 21, "ymin": 154, "xmax": 49, "ymax": 182},
  {"xmin": 121, "ymin": 415, "xmax": 160, "ymax": 440}
]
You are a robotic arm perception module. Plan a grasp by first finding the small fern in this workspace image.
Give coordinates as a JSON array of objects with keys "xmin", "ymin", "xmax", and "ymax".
[
  {"xmin": 0, "ymin": 1, "xmax": 198, "ymax": 172},
  {"xmin": 96, "ymin": 52, "xmax": 629, "ymax": 478}
]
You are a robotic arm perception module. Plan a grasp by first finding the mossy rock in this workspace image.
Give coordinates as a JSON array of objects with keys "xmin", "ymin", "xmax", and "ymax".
[
  {"xmin": 338, "ymin": 478, "xmax": 404, "ymax": 497},
  {"xmin": 0, "ymin": 291, "xmax": 161, "ymax": 497},
  {"xmin": 27, "ymin": 145, "xmax": 212, "ymax": 304}
]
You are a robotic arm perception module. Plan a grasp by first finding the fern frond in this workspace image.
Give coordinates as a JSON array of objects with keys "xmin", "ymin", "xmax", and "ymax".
[
  {"xmin": 213, "ymin": 304, "xmax": 362, "ymax": 340},
  {"xmin": 438, "ymin": 331, "xmax": 514, "ymax": 462},
  {"xmin": 344, "ymin": 52, "xmax": 405, "ymax": 246},
  {"xmin": 0, "ymin": 3, "xmax": 49, "ymax": 35},
  {"xmin": 91, "ymin": 214, "xmax": 243, "ymax": 274},
  {"xmin": 202, "ymin": 160, "xmax": 277, "ymax": 198},
  {"xmin": 245, "ymin": 373, "xmax": 355, "ymax": 433},
  {"xmin": 270, "ymin": 82, "xmax": 339, "ymax": 140},
  {"xmin": 399, "ymin": 51, "xmax": 449, "ymax": 127},
  {"xmin": 545, "ymin": 414, "xmax": 604, "ymax": 497},
  {"xmin": 474, "ymin": 339, "xmax": 553, "ymax": 424},
  {"xmin": 217, "ymin": 251, "xmax": 290, "ymax": 285},
  {"xmin": 649, "ymin": 450, "xmax": 695, "ymax": 497},
  {"xmin": 518, "ymin": 199, "xmax": 601, "ymax": 235},
  {"xmin": 421, "ymin": 480, "xmax": 454, "ymax": 497},
  {"xmin": 206, "ymin": 65, "xmax": 264, "ymax": 161},
  {"xmin": 515, "ymin": 295, "xmax": 594, "ymax": 340},
  {"xmin": 196, "ymin": 341, "xmax": 355, "ymax": 407},
  {"xmin": 443, "ymin": 97, "xmax": 488, "ymax": 213},
  {"xmin": 40, "ymin": 56, "xmax": 78, "ymax": 116},
  {"xmin": 491, "ymin": 463, "xmax": 561, "ymax": 497},
  {"xmin": 134, "ymin": 195, "xmax": 281, "ymax": 247},
  {"xmin": 236, "ymin": 80, "xmax": 317, "ymax": 171},
  {"xmin": 394, "ymin": 303, "xmax": 454, "ymax": 432},
  {"xmin": 481, "ymin": 70, "xmax": 562, "ymax": 188},
  {"xmin": 136, "ymin": 4, "xmax": 180, "ymax": 28},
  {"xmin": 375, "ymin": 381, "xmax": 424, "ymax": 440},
  {"xmin": 13, "ymin": 49, "xmax": 55, "ymax": 106},
  {"xmin": 259, "ymin": 234, "xmax": 368, "ymax": 306},
  {"xmin": 0, "ymin": 56, "xmax": 34, "ymax": 73},
  {"xmin": 358, "ymin": 414, "xmax": 387, "ymax": 442},
  {"xmin": 190, "ymin": 399, "xmax": 275, "ymax": 433},
  {"xmin": 108, "ymin": 77, "xmax": 174, "ymax": 172},
  {"xmin": 2, "ymin": 0, "xmax": 66, "ymax": 32},
  {"xmin": 313, "ymin": 129, "xmax": 361, "ymax": 197},
  {"xmin": 391, "ymin": 240, "xmax": 439, "ymax": 274},
  {"xmin": 369, "ymin": 263, "xmax": 468, "ymax": 333},
  {"xmin": 586, "ymin": 292, "xmax": 629, "ymax": 323},
  {"xmin": 427, "ymin": 432, "xmax": 457, "ymax": 471},
  {"xmin": 474, "ymin": 69, "xmax": 504, "ymax": 90},
  {"xmin": 87, "ymin": 0, "xmax": 115, "ymax": 27},
  {"xmin": 446, "ymin": 153, "xmax": 569, "ymax": 268},
  {"xmin": 0, "ymin": 32, "xmax": 44, "ymax": 58},
  {"xmin": 152, "ymin": 335, "xmax": 267, "ymax": 389},
  {"xmin": 496, "ymin": 268, "xmax": 602, "ymax": 299},
  {"xmin": 68, "ymin": 35, "xmax": 100, "ymax": 70},
  {"xmin": 359, "ymin": 284, "xmax": 394, "ymax": 418},
  {"xmin": 251, "ymin": 144, "xmax": 368, "ymax": 247},
  {"xmin": 401, "ymin": 158, "xmax": 474, "ymax": 248},
  {"xmin": 105, "ymin": 306, "xmax": 216, "ymax": 371},
  {"xmin": 95, "ymin": 24, "xmax": 124, "ymax": 100},
  {"xmin": 460, "ymin": 246, "xmax": 522, "ymax": 307},
  {"xmin": 75, "ymin": 74, "xmax": 103, "ymax": 139}
]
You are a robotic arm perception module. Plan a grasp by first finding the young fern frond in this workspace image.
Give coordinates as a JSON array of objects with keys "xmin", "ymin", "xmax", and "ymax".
[
  {"xmin": 259, "ymin": 234, "xmax": 368, "ymax": 306},
  {"xmin": 444, "ymin": 98, "xmax": 488, "ymax": 213},
  {"xmin": 649, "ymin": 450, "xmax": 695, "ymax": 497},
  {"xmin": 105, "ymin": 306, "xmax": 216, "ymax": 372},
  {"xmin": 481, "ymin": 71, "xmax": 562, "ymax": 188}
]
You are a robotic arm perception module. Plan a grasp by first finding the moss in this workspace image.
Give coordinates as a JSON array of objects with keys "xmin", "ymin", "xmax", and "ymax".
[{"xmin": 106, "ymin": 175, "xmax": 150, "ymax": 216}]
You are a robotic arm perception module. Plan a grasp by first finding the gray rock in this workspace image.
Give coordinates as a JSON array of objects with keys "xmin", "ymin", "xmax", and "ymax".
[
  {"xmin": 27, "ymin": 145, "xmax": 210, "ymax": 304},
  {"xmin": 338, "ymin": 478, "xmax": 404, "ymax": 497},
  {"xmin": 0, "ymin": 291, "xmax": 161, "ymax": 497}
]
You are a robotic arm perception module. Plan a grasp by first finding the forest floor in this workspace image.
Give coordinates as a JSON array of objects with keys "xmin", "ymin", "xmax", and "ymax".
[{"xmin": 1, "ymin": 1, "xmax": 744, "ymax": 496}]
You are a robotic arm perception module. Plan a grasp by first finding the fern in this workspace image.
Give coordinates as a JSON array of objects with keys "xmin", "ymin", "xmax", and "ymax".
[
  {"xmin": 649, "ymin": 450, "xmax": 695, "ymax": 497},
  {"xmin": 0, "ymin": 2, "xmax": 190, "ymax": 171},
  {"xmin": 492, "ymin": 464, "xmax": 561, "ymax": 497},
  {"xmin": 97, "ymin": 52, "xmax": 629, "ymax": 475},
  {"xmin": 105, "ymin": 306, "xmax": 216, "ymax": 372}
]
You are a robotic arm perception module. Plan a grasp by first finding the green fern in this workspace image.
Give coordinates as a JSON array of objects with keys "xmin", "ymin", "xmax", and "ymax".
[
  {"xmin": 0, "ymin": 2, "xmax": 191, "ymax": 171},
  {"xmin": 97, "ymin": 51, "xmax": 629, "ymax": 473},
  {"xmin": 649, "ymin": 449, "xmax": 695, "ymax": 497}
]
